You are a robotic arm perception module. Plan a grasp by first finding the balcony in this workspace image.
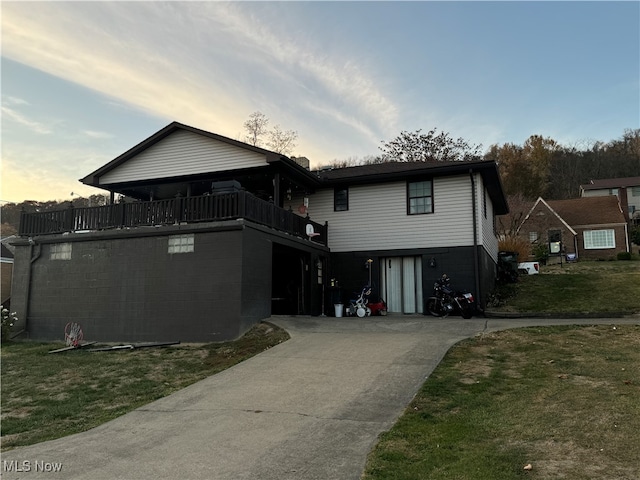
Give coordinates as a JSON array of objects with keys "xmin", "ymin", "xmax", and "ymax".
[{"xmin": 18, "ymin": 191, "xmax": 328, "ymax": 246}]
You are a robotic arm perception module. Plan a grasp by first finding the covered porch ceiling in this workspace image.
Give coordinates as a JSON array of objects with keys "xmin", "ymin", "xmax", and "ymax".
[{"xmin": 95, "ymin": 162, "xmax": 321, "ymax": 207}]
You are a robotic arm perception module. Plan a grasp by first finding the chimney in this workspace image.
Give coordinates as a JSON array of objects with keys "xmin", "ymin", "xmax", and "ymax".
[
  {"xmin": 618, "ymin": 187, "xmax": 630, "ymax": 221},
  {"xmin": 291, "ymin": 156, "xmax": 310, "ymax": 170}
]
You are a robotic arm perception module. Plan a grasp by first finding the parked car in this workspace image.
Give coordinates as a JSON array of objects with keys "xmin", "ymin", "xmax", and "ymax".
[{"xmin": 518, "ymin": 262, "xmax": 540, "ymax": 275}]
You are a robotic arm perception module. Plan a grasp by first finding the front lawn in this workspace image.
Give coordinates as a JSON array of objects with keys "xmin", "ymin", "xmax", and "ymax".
[
  {"xmin": 0, "ymin": 323, "xmax": 289, "ymax": 451},
  {"xmin": 363, "ymin": 324, "xmax": 640, "ymax": 479},
  {"xmin": 489, "ymin": 260, "xmax": 640, "ymax": 314}
]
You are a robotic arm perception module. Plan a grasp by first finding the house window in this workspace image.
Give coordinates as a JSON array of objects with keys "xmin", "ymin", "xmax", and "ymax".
[
  {"xmin": 50, "ymin": 243, "xmax": 72, "ymax": 260},
  {"xmin": 407, "ymin": 180, "xmax": 433, "ymax": 215},
  {"xmin": 529, "ymin": 231, "xmax": 538, "ymax": 243},
  {"xmin": 548, "ymin": 230, "xmax": 562, "ymax": 254},
  {"xmin": 168, "ymin": 234, "xmax": 194, "ymax": 254},
  {"xmin": 334, "ymin": 188, "xmax": 349, "ymax": 211},
  {"xmin": 584, "ymin": 229, "xmax": 615, "ymax": 249},
  {"xmin": 631, "ymin": 186, "xmax": 640, "ymax": 196}
]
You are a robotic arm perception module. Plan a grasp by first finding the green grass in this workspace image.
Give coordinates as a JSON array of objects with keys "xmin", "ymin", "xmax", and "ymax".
[
  {"xmin": 0, "ymin": 323, "xmax": 288, "ymax": 451},
  {"xmin": 489, "ymin": 260, "xmax": 640, "ymax": 314},
  {"xmin": 363, "ymin": 324, "xmax": 640, "ymax": 480}
]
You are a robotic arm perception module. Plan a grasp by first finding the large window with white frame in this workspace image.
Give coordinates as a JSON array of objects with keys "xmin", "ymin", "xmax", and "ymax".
[{"xmin": 583, "ymin": 229, "xmax": 615, "ymax": 249}]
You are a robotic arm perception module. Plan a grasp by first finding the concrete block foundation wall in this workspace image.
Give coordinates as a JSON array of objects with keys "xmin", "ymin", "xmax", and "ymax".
[{"xmin": 10, "ymin": 223, "xmax": 263, "ymax": 343}]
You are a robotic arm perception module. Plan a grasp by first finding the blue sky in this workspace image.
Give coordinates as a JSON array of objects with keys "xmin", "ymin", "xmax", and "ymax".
[{"xmin": 2, "ymin": 1, "xmax": 639, "ymax": 203}]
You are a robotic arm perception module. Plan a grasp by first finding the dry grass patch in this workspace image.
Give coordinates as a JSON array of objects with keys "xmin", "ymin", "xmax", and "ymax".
[{"xmin": 1, "ymin": 322, "xmax": 289, "ymax": 451}]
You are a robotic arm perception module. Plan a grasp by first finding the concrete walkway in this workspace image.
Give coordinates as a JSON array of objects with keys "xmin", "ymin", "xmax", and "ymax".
[{"xmin": 2, "ymin": 315, "xmax": 638, "ymax": 480}]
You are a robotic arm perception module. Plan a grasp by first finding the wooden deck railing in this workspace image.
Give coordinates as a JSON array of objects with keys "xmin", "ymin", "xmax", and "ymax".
[{"xmin": 18, "ymin": 191, "xmax": 328, "ymax": 245}]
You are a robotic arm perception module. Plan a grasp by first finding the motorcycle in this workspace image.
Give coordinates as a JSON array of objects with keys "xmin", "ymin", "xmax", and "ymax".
[{"xmin": 426, "ymin": 274, "xmax": 475, "ymax": 319}]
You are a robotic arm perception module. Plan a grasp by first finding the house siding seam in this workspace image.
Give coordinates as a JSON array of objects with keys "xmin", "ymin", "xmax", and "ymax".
[
  {"xmin": 99, "ymin": 130, "xmax": 267, "ymax": 184},
  {"xmin": 287, "ymin": 176, "xmax": 478, "ymax": 253}
]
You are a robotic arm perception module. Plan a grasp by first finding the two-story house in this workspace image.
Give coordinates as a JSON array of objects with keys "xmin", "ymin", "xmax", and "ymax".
[
  {"xmin": 10, "ymin": 122, "xmax": 508, "ymax": 342},
  {"xmin": 580, "ymin": 176, "xmax": 640, "ymax": 224}
]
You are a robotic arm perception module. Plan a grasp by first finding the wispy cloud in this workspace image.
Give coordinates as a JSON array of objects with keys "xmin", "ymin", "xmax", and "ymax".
[
  {"xmin": 82, "ymin": 130, "xmax": 114, "ymax": 140},
  {"xmin": 1, "ymin": 2, "xmax": 398, "ymax": 152},
  {"xmin": 212, "ymin": 3, "xmax": 399, "ymax": 135},
  {"xmin": 1, "ymin": 106, "xmax": 51, "ymax": 134},
  {"xmin": 4, "ymin": 96, "xmax": 30, "ymax": 106}
]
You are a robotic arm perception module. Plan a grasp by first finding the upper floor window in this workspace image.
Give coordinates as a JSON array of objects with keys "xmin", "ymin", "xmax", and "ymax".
[
  {"xmin": 168, "ymin": 234, "xmax": 194, "ymax": 254},
  {"xmin": 407, "ymin": 180, "xmax": 433, "ymax": 215},
  {"xmin": 529, "ymin": 231, "xmax": 538, "ymax": 243},
  {"xmin": 334, "ymin": 188, "xmax": 349, "ymax": 212},
  {"xmin": 50, "ymin": 243, "xmax": 72, "ymax": 260}
]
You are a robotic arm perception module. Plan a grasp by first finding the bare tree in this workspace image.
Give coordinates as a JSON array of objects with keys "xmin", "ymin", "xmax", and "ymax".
[
  {"xmin": 243, "ymin": 111, "xmax": 269, "ymax": 147},
  {"xmin": 267, "ymin": 125, "xmax": 298, "ymax": 157},
  {"xmin": 243, "ymin": 111, "xmax": 298, "ymax": 156}
]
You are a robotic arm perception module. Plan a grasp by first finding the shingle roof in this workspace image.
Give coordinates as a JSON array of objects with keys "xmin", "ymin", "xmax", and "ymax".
[
  {"xmin": 315, "ymin": 160, "xmax": 464, "ymax": 181},
  {"xmin": 581, "ymin": 176, "xmax": 640, "ymax": 190},
  {"xmin": 546, "ymin": 196, "xmax": 626, "ymax": 226}
]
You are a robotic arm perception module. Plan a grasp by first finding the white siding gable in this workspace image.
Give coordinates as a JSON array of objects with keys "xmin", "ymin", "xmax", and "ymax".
[
  {"xmin": 289, "ymin": 176, "xmax": 480, "ymax": 253},
  {"xmin": 100, "ymin": 130, "xmax": 267, "ymax": 184}
]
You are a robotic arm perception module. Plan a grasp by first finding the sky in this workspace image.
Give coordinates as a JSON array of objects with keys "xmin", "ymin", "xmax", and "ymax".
[{"xmin": 1, "ymin": 1, "xmax": 639, "ymax": 204}]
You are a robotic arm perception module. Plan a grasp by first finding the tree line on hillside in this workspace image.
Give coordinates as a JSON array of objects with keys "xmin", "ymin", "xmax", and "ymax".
[
  {"xmin": 244, "ymin": 112, "xmax": 639, "ymax": 203},
  {"xmin": 1, "ymin": 195, "xmax": 109, "ymax": 237}
]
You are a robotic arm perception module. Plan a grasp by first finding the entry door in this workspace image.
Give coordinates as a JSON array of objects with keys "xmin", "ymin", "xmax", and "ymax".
[{"xmin": 381, "ymin": 257, "xmax": 423, "ymax": 314}]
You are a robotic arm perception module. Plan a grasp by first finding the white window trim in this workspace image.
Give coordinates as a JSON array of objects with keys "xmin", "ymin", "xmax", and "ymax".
[{"xmin": 583, "ymin": 229, "xmax": 615, "ymax": 250}]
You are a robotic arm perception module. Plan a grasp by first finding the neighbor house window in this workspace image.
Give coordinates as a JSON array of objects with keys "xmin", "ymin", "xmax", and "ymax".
[
  {"xmin": 548, "ymin": 230, "xmax": 562, "ymax": 254},
  {"xmin": 168, "ymin": 234, "xmax": 194, "ymax": 254},
  {"xmin": 334, "ymin": 188, "xmax": 349, "ymax": 211},
  {"xmin": 583, "ymin": 229, "xmax": 615, "ymax": 249},
  {"xmin": 50, "ymin": 243, "xmax": 72, "ymax": 260},
  {"xmin": 529, "ymin": 231, "xmax": 538, "ymax": 243},
  {"xmin": 407, "ymin": 180, "xmax": 433, "ymax": 214}
]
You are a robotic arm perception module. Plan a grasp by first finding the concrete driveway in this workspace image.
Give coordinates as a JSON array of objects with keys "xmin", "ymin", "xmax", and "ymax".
[{"xmin": 2, "ymin": 315, "xmax": 638, "ymax": 480}]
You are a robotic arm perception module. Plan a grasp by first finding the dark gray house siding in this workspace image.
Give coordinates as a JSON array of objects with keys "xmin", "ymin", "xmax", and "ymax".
[
  {"xmin": 10, "ymin": 220, "xmax": 327, "ymax": 342},
  {"xmin": 330, "ymin": 245, "xmax": 495, "ymax": 315}
]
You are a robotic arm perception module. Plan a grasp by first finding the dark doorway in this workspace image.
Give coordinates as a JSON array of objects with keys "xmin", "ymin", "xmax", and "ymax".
[{"xmin": 271, "ymin": 243, "xmax": 310, "ymax": 315}]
